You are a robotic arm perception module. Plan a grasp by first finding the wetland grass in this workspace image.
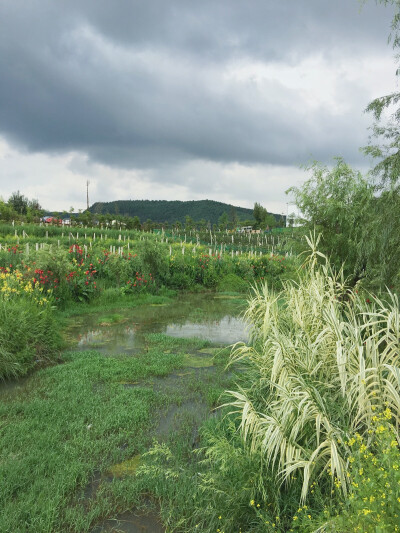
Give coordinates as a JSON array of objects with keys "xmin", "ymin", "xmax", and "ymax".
[{"xmin": 0, "ymin": 331, "xmax": 236, "ymax": 533}]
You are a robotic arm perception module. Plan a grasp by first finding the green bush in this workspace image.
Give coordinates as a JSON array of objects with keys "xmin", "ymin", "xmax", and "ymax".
[
  {"xmin": 331, "ymin": 413, "xmax": 400, "ymax": 532},
  {"xmin": 0, "ymin": 269, "xmax": 62, "ymax": 379},
  {"xmin": 217, "ymin": 273, "xmax": 248, "ymax": 292}
]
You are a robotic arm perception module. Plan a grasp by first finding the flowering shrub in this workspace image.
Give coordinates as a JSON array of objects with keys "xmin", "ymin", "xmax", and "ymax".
[
  {"xmin": 33, "ymin": 268, "xmax": 59, "ymax": 293},
  {"xmin": 68, "ymin": 244, "xmax": 84, "ymax": 265},
  {"xmin": 0, "ymin": 267, "xmax": 61, "ymax": 379},
  {"xmin": 65, "ymin": 262, "xmax": 98, "ymax": 302},
  {"xmin": 97, "ymin": 250, "xmax": 142, "ymax": 287},
  {"xmin": 0, "ymin": 267, "xmax": 51, "ymax": 306},
  {"xmin": 168, "ymin": 253, "xmax": 194, "ymax": 288},
  {"xmin": 195, "ymin": 253, "xmax": 221, "ymax": 286},
  {"xmin": 7, "ymin": 245, "xmax": 21, "ymax": 255},
  {"xmin": 124, "ymin": 271, "xmax": 155, "ymax": 294},
  {"xmin": 0, "ymin": 244, "xmax": 24, "ymax": 271},
  {"xmin": 333, "ymin": 410, "xmax": 400, "ymax": 532},
  {"xmin": 250, "ymin": 254, "xmax": 288, "ymax": 288},
  {"xmin": 231, "ymin": 255, "xmax": 254, "ymax": 281}
]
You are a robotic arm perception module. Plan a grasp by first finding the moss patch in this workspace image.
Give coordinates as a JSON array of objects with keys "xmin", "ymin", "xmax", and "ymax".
[
  {"xmin": 108, "ymin": 455, "xmax": 141, "ymax": 478},
  {"xmin": 183, "ymin": 354, "xmax": 214, "ymax": 368},
  {"xmin": 96, "ymin": 313, "xmax": 126, "ymax": 326}
]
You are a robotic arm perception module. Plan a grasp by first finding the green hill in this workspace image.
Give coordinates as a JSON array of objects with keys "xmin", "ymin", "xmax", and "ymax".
[{"xmin": 90, "ymin": 199, "xmax": 277, "ymax": 225}]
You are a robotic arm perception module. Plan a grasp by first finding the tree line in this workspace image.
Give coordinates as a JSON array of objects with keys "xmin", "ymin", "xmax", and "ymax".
[{"xmin": 0, "ymin": 191, "xmax": 285, "ymax": 232}]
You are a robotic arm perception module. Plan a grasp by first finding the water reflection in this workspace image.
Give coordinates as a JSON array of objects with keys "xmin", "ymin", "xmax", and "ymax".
[
  {"xmin": 165, "ymin": 316, "xmax": 246, "ymax": 344},
  {"xmin": 91, "ymin": 510, "xmax": 165, "ymax": 533},
  {"xmin": 67, "ymin": 293, "xmax": 248, "ymax": 354}
]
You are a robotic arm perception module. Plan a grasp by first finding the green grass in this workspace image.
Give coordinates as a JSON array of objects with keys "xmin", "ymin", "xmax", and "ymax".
[
  {"xmin": 143, "ymin": 332, "xmax": 211, "ymax": 351},
  {"xmin": 59, "ymin": 291, "xmax": 176, "ymax": 319},
  {"xmin": 0, "ymin": 297, "xmax": 63, "ymax": 380},
  {"xmin": 0, "ymin": 351, "xmax": 161, "ymax": 532},
  {"xmin": 0, "ymin": 329, "xmax": 236, "ymax": 533}
]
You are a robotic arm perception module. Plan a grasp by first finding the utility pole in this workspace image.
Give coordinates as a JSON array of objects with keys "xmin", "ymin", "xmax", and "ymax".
[{"xmin": 86, "ymin": 180, "xmax": 90, "ymax": 211}]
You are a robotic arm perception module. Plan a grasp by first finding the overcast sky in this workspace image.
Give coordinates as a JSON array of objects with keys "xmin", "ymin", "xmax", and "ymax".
[{"xmin": 0, "ymin": 0, "xmax": 397, "ymax": 215}]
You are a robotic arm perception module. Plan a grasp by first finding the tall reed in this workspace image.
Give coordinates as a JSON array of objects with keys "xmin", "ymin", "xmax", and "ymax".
[{"xmin": 227, "ymin": 234, "xmax": 400, "ymax": 501}]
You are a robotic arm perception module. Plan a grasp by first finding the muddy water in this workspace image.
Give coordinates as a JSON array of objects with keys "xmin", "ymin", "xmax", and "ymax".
[
  {"xmin": 83, "ymin": 294, "xmax": 247, "ymax": 532},
  {"xmin": 91, "ymin": 511, "xmax": 165, "ymax": 533},
  {"xmin": 65, "ymin": 293, "xmax": 248, "ymax": 354}
]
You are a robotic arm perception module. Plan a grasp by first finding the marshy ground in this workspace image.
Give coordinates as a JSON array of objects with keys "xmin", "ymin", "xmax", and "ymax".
[{"xmin": 0, "ymin": 293, "xmax": 247, "ymax": 533}]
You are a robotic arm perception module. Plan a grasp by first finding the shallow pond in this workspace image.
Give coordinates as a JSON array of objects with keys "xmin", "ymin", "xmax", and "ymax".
[
  {"xmin": 73, "ymin": 293, "xmax": 247, "ymax": 532},
  {"xmin": 65, "ymin": 292, "xmax": 249, "ymax": 354}
]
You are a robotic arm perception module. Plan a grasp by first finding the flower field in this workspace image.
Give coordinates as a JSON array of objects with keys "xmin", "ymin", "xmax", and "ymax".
[{"xmin": 0, "ymin": 222, "xmax": 295, "ymax": 303}]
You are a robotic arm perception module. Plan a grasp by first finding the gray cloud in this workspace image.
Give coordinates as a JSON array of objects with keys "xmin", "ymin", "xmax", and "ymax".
[{"xmin": 0, "ymin": 0, "xmax": 396, "ymax": 185}]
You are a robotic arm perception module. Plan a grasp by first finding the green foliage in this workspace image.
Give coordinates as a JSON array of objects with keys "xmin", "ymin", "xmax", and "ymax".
[
  {"xmin": 32, "ymin": 247, "xmax": 72, "ymax": 301},
  {"xmin": 0, "ymin": 200, "xmax": 18, "ymax": 221},
  {"xmin": 0, "ymin": 270, "xmax": 62, "ymax": 379},
  {"xmin": 288, "ymin": 158, "xmax": 400, "ymax": 291},
  {"xmin": 227, "ymin": 237, "xmax": 400, "ymax": 505},
  {"xmin": 217, "ymin": 273, "xmax": 249, "ymax": 292},
  {"xmin": 362, "ymin": 0, "xmax": 400, "ymax": 187},
  {"xmin": 250, "ymin": 254, "xmax": 293, "ymax": 289},
  {"xmin": 90, "ymin": 199, "xmax": 258, "ymax": 225},
  {"xmin": 8, "ymin": 190, "xmax": 28, "ymax": 215},
  {"xmin": 360, "ymin": 187, "xmax": 400, "ymax": 291},
  {"xmin": 139, "ymin": 239, "xmax": 169, "ymax": 283},
  {"xmin": 332, "ymin": 413, "xmax": 400, "ymax": 532},
  {"xmin": 288, "ymin": 159, "xmax": 373, "ymax": 278},
  {"xmin": 253, "ymin": 202, "xmax": 278, "ymax": 229}
]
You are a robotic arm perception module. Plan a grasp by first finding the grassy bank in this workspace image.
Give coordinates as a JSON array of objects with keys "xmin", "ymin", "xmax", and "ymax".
[{"xmin": 0, "ymin": 334, "xmax": 235, "ymax": 533}]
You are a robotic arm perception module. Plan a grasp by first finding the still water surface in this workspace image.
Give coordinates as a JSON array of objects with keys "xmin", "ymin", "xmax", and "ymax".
[{"xmin": 65, "ymin": 293, "xmax": 249, "ymax": 355}]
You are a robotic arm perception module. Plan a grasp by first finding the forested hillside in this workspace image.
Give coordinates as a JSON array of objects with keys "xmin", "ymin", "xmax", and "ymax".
[{"xmin": 89, "ymin": 199, "xmax": 281, "ymax": 225}]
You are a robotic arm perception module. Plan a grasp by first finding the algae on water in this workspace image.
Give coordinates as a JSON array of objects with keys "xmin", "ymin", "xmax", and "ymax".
[{"xmin": 108, "ymin": 454, "xmax": 141, "ymax": 478}]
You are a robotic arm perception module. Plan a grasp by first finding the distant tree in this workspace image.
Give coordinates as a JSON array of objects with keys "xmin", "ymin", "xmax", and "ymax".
[
  {"xmin": 264, "ymin": 213, "xmax": 277, "ymax": 228},
  {"xmin": 143, "ymin": 218, "xmax": 154, "ymax": 232},
  {"xmin": 218, "ymin": 211, "xmax": 229, "ymax": 230},
  {"xmin": 229, "ymin": 206, "xmax": 238, "ymax": 229},
  {"xmin": 26, "ymin": 198, "xmax": 43, "ymax": 222},
  {"xmin": 0, "ymin": 199, "xmax": 17, "ymax": 221},
  {"xmin": 132, "ymin": 216, "xmax": 141, "ymax": 230},
  {"xmin": 97, "ymin": 214, "xmax": 106, "ymax": 227},
  {"xmin": 184, "ymin": 215, "xmax": 194, "ymax": 231},
  {"xmin": 28, "ymin": 198, "xmax": 41, "ymax": 211},
  {"xmin": 8, "ymin": 191, "xmax": 28, "ymax": 215},
  {"xmin": 198, "ymin": 218, "xmax": 207, "ymax": 231},
  {"xmin": 287, "ymin": 158, "xmax": 373, "ymax": 277},
  {"xmin": 253, "ymin": 202, "xmax": 269, "ymax": 228},
  {"xmin": 105, "ymin": 213, "xmax": 113, "ymax": 227},
  {"xmin": 114, "ymin": 214, "xmax": 124, "ymax": 229}
]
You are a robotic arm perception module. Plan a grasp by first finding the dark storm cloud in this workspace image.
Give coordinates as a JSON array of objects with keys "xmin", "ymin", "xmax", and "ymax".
[{"xmin": 0, "ymin": 0, "xmax": 395, "ymax": 171}]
